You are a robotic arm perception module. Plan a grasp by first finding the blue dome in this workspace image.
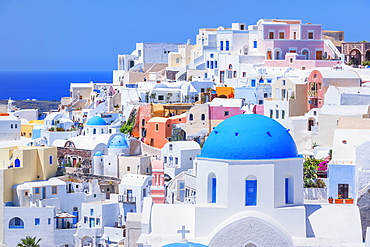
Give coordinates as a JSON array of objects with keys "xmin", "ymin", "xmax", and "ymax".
[
  {"xmin": 162, "ymin": 243, "xmax": 208, "ymax": 247},
  {"xmin": 86, "ymin": 116, "xmax": 106, "ymax": 126},
  {"xmin": 108, "ymin": 135, "xmax": 129, "ymax": 148},
  {"xmin": 200, "ymin": 114, "xmax": 298, "ymax": 160},
  {"xmin": 94, "ymin": 151, "xmax": 103, "ymax": 156}
]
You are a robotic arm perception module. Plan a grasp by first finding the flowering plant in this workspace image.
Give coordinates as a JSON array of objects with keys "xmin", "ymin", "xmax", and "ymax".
[{"xmin": 337, "ymin": 194, "xmax": 342, "ymax": 199}]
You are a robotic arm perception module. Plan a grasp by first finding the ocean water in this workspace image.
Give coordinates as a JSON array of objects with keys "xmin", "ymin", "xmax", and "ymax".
[{"xmin": 0, "ymin": 71, "xmax": 112, "ymax": 101}]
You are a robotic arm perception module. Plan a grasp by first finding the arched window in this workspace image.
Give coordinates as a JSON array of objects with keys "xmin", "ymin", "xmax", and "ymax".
[
  {"xmin": 201, "ymin": 114, "xmax": 205, "ymax": 121},
  {"xmin": 266, "ymin": 50, "xmax": 272, "ymax": 60},
  {"xmin": 274, "ymin": 48, "xmax": 282, "ymax": 60},
  {"xmin": 14, "ymin": 159, "xmax": 20, "ymax": 168},
  {"xmin": 189, "ymin": 114, "xmax": 193, "ymax": 121},
  {"xmin": 93, "ymin": 128, "xmax": 96, "ymax": 135},
  {"xmin": 101, "ymin": 129, "xmax": 104, "ymax": 134},
  {"xmin": 285, "ymin": 174, "xmax": 294, "ymax": 204},
  {"xmin": 9, "ymin": 217, "xmax": 24, "ymax": 229},
  {"xmin": 246, "ymin": 175, "xmax": 257, "ymax": 206},
  {"xmin": 208, "ymin": 173, "xmax": 216, "ymax": 203}
]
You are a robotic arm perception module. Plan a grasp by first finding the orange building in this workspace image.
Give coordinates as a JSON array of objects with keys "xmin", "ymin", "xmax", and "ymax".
[
  {"xmin": 144, "ymin": 114, "xmax": 186, "ymax": 149},
  {"xmin": 216, "ymin": 87, "xmax": 235, "ymax": 98}
]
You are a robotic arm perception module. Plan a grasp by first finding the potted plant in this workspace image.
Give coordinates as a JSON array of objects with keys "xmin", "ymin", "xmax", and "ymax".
[
  {"xmin": 328, "ymin": 197, "xmax": 333, "ymax": 204},
  {"xmin": 345, "ymin": 198, "xmax": 354, "ymax": 204},
  {"xmin": 335, "ymin": 194, "xmax": 343, "ymax": 204}
]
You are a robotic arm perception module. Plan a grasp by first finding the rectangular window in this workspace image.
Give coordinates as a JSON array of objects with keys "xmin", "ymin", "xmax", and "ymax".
[
  {"xmin": 155, "ymin": 123, "xmax": 159, "ymax": 132},
  {"xmin": 34, "ymin": 187, "xmax": 40, "ymax": 194},
  {"xmin": 224, "ymin": 111, "xmax": 229, "ymax": 116},
  {"xmin": 52, "ymin": 186, "xmax": 57, "ymax": 194},
  {"xmin": 225, "ymin": 41, "xmax": 229, "ymax": 51},
  {"xmin": 270, "ymin": 110, "xmax": 273, "ymax": 118},
  {"xmin": 175, "ymin": 157, "xmax": 178, "ymax": 165},
  {"xmin": 35, "ymin": 218, "xmax": 40, "ymax": 226},
  {"xmin": 96, "ymin": 218, "xmax": 100, "ymax": 225},
  {"xmin": 233, "ymin": 71, "xmax": 237, "ymax": 78},
  {"xmin": 158, "ymin": 95, "xmax": 164, "ymax": 100},
  {"xmin": 253, "ymin": 41, "xmax": 257, "ymax": 48},
  {"xmin": 267, "ymin": 79, "xmax": 272, "ymax": 83},
  {"xmin": 84, "ymin": 217, "xmax": 88, "ymax": 224},
  {"xmin": 215, "ymin": 61, "xmax": 218, "ymax": 68},
  {"xmin": 176, "ymin": 58, "xmax": 180, "ymax": 63},
  {"xmin": 206, "ymin": 61, "xmax": 209, "ymax": 68},
  {"xmin": 210, "ymin": 61, "xmax": 214, "ymax": 69},
  {"xmin": 90, "ymin": 208, "xmax": 94, "ymax": 216},
  {"xmin": 48, "ymin": 218, "xmax": 51, "ymax": 225},
  {"xmin": 316, "ymin": 50, "xmax": 323, "ymax": 60},
  {"xmin": 179, "ymin": 182, "xmax": 185, "ymax": 202},
  {"xmin": 308, "ymin": 31, "xmax": 314, "ymax": 39},
  {"xmin": 275, "ymin": 110, "xmax": 279, "ymax": 119},
  {"xmin": 127, "ymin": 166, "xmax": 130, "ymax": 171},
  {"xmin": 279, "ymin": 31, "xmax": 285, "ymax": 39},
  {"xmin": 164, "ymin": 156, "xmax": 167, "ymax": 163},
  {"xmin": 259, "ymin": 100, "xmax": 263, "ymax": 105},
  {"xmin": 210, "ymin": 53, "xmax": 214, "ymax": 58},
  {"xmin": 15, "ymin": 124, "xmax": 17, "ymax": 128},
  {"xmin": 282, "ymin": 80, "xmax": 286, "ymax": 85},
  {"xmin": 251, "ymin": 79, "xmax": 256, "ymax": 87},
  {"xmin": 220, "ymin": 41, "xmax": 224, "ymax": 50},
  {"xmin": 269, "ymin": 31, "xmax": 274, "ymax": 39},
  {"xmin": 246, "ymin": 180, "xmax": 257, "ymax": 206},
  {"xmin": 49, "ymin": 155, "xmax": 53, "ymax": 165},
  {"xmin": 212, "ymin": 178, "xmax": 216, "ymax": 203},
  {"xmin": 10, "ymin": 124, "xmax": 13, "ymax": 129},
  {"xmin": 293, "ymin": 31, "xmax": 297, "ymax": 40},
  {"xmin": 242, "ymin": 72, "xmax": 246, "ymax": 77},
  {"xmin": 169, "ymin": 144, "xmax": 173, "ymax": 151},
  {"xmin": 282, "ymin": 110, "xmax": 285, "ymax": 119},
  {"xmin": 138, "ymin": 50, "xmax": 141, "ymax": 57},
  {"xmin": 285, "ymin": 178, "xmax": 289, "ymax": 204}
]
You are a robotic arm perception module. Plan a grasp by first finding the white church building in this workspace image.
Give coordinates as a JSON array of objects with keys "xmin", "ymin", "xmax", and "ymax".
[{"xmin": 133, "ymin": 114, "xmax": 363, "ymax": 247}]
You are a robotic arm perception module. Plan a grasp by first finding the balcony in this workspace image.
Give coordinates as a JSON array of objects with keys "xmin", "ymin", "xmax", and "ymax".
[
  {"xmin": 118, "ymin": 195, "xmax": 136, "ymax": 204},
  {"xmin": 308, "ymin": 90, "xmax": 318, "ymax": 97}
]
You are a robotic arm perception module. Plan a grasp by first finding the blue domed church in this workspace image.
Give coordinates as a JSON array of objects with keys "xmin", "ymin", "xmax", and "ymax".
[{"xmin": 135, "ymin": 114, "xmax": 362, "ymax": 247}]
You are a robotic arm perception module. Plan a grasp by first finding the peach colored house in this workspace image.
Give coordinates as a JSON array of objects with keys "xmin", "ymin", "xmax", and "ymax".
[
  {"xmin": 307, "ymin": 69, "xmax": 361, "ymax": 110},
  {"xmin": 144, "ymin": 115, "xmax": 186, "ymax": 149},
  {"xmin": 150, "ymin": 160, "xmax": 165, "ymax": 204}
]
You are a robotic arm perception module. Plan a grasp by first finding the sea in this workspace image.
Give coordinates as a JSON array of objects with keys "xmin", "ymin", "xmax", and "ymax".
[{"xmin": 0, "ymin": 71, "xmax": 113, "ymax": 101}]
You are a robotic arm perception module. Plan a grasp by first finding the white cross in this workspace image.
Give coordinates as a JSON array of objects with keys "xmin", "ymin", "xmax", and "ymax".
[{"xmin": 177, "ymin": 225, "xmax": 189, "ymax": 243}]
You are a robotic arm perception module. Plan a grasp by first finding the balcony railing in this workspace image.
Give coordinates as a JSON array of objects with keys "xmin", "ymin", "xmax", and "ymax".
[
  {"xmin": 118, "ymin": 195, "xmax": 136, "ymax": 204},
  {"xmin": 308, "ymin": 90, "xmax": 318, "ymax": 97}
]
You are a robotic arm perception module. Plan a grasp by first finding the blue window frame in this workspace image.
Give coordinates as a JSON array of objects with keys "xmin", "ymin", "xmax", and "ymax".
[
  {"xmin": 210, "ymin": 53, "xmax": 214, "ymax": 58},
  {"xmin": 226, "ymin": 41, "xmax": 229, "ymax": 51},
  {"xmin": 35, "ymin": 218, "xmax": 40, "ymax": 225},
  {"xmin": 90, "ymin": 208, "xmax": 94, "ymax": 216},
  {"xmin": 211, "ymin": 178, "xmax": 216, "ymax": 203},
  {"xmin": 204, "ymin": 73, "xmax": 208, "ymax": 78},
  {"xmin": 48, "ymin": 218, "xmax": 51, "ymax": 225},
  {"xmin": 251, "ymin": 79, "xmax": 256, "ymax": 87},
  {"xmin": 253, "ymin": 41, "xmax": 257, "ymax": 48},
  {"xmin": 9, "ymin": 217, "xmax": 24, "ymax": 229},
  {"xmin": 210, "ymin": 61, "xmax": 214, "ymax": 69},
  {"xmin": 34, "ymin": 187, "xmax": 40, "ymax": 194},
  {"xmin": 206, "ymin": 61, "xmax": 209, "ymax": 68},
  {"xmin": 267, "ymin": 79, "xmax": 272, "ymax": 83},
  {"xmin": 215, "ymin": 61, "xmax": 218, "ymax": 68},
  {"xmin": 246, "ymin": 180, "xmax": 257, "ymax": 206},
  {"xmin": 49, "ymin": 155, "xmax": 53, "ymax": 165},
  {"xmin": 220, "ymin": 41, "xmax": 224, "ymax": 51}
]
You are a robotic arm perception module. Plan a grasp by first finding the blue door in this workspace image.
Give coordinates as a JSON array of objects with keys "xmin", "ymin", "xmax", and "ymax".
[
  {"xmin": 211, "ymin": 178, "xmax": 216, "ymax": 203},
  {"xmin": 246, "ymin": 180, "xmax": 257, "ymax": 206},
  {"xmin": 285, "ymin": 178, "xmax": 289, "ymax": 204}
]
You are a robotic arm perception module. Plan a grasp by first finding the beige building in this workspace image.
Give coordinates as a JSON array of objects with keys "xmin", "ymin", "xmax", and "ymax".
[{"xmin": 0, "ymin": 146, "xmax": 58, "ymax": 245}]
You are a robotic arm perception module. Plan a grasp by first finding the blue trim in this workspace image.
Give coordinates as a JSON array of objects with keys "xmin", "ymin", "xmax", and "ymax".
[
  {"xmin": 253, "ymin": 41, "xmax": 257, "ymax": 48},
  {"xmin": 285, "ymin": 178, "xmax": 289, "ymax": 204}
]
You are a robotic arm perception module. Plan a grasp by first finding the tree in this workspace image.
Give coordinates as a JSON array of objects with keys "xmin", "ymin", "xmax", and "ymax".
[
  {"xmin": 166, "ymin": 93, "xmax": 173, "ymax": 102},
  {"xmin": 17, "ymin": 236, "xmax": 42, "ymax": 247},
  {"xmin": 150, "ymin": 93, "xmax": 156, "ymax": 103},
  {"xmin": 303, "ymin": 157, "xmax": 325, "ymax": 188}
]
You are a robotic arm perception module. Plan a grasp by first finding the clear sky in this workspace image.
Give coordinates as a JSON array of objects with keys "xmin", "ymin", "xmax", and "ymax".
[{"xmin": 0, "ymin": 0, "xmax": 369, "ymax": 71}]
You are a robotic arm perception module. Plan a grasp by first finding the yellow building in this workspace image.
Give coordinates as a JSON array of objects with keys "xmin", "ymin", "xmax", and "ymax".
[
  {"xmin": 21, "ymin": 120, "xmax": 44, "ymax": 138},
  {"xmin": 0, "ymin": 146, "xmax": 58, "ymax": 204}
]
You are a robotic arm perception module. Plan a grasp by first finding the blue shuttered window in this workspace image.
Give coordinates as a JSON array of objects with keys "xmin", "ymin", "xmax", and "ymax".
[
  {"xmin": 246, "ymin": 180, "xmax": 257, "ymax": 206},
  {"xmin": 226, "ymin": 41, "xmax": 229, "ymax": 51},
  {"xmin": 220, "ymin": 41, "xmax": 224, "ymax": 51}
]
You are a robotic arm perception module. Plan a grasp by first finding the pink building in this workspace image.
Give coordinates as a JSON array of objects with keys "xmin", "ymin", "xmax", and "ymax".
[
  {"xmin": 150, "ymin": 159, "xmax": 165, "ymax": 204},
  {"xmin": 256, "ymin": 19, "xmax": 342, "ymax": 70}
]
